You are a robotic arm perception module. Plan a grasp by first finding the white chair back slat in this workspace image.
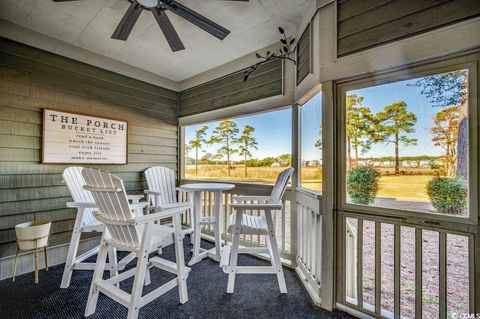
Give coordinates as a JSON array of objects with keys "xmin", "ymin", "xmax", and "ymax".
[
  {"xmin": 145, "ymin": 166, "xmax": 177, "ymax": 206},
  {"xmin": 82, "ymin": 168, "xmax": 141, "ymax": 249},
  {"xmin": 62, "ymin": 167, "xmax": 97, "ymax": 226},
  {"xmin": 269, "ymin": 167, "xmax": 294, "ymax": 203}
]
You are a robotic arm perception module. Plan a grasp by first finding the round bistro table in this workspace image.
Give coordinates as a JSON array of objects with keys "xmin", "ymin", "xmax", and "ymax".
[{"xmin": 180, "ymin": 183, "xmax": 235, "ymax": 266}]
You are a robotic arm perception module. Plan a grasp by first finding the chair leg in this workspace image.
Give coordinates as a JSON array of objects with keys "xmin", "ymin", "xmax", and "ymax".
[
  {"xmin": 61, "ymin": 218, "xmax": 82, "ymax": 288},
  {"xmin": 227, "ymin": 211, "xmax": 242, "ymax": 293},
  {"xmin": 107, "ymin": 247, "xmax": 117, "ymax": 273},
  {"xmin": 173, "ymin": 215, "xmax": 188, "ymax": 303},
  {"xmin": 44, "ymin": 247, "xmax": 49, "ymax": 271},
  {"xmin": 12, "ymin": 247, "xmax": 19, "ymax": 282},
  {"xmin": 144, "ymin": 266, "xmax": 151, "ymax": 286},
  {"xmin": 265, "ymin": 211, "xmax": 287, "ymax": 293},
  {"xmin": 127, "ymin": 225, "xmax": 153, "ymax": 319},
  {"xmin": 34, "ymin": 248, "xmax": 39, "ymax": 284},
  {"xmin": 84, "ymin": 239, "xmax": 109, "ymax": 317},
  {"xmin": 107, "ymin": 246, "xmax": 119, "ymax": 287}
]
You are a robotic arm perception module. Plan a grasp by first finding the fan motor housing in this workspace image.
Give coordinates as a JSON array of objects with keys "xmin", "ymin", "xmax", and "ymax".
[{"xmin": 137, "ymin": 0, "xmax": 157, "ymax": 8}]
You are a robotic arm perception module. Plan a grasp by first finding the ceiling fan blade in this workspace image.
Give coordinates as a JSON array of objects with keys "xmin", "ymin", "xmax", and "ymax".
[
  {"xmin": 152, "ymin": 8, "xmax": 185, "ymax": 52},
  {"xmin": 162, "ymin": 1, "xmax": 230, "ymax": 40},
  {"xmin": 111, "ymin": 0, "xmax": 143, "ymax": 41}
]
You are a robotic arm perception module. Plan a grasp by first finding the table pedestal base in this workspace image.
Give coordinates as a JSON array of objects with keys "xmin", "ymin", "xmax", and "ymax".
[{"xmin": 188, "ymin": 247, "xmax": 221, "ymax": 266}]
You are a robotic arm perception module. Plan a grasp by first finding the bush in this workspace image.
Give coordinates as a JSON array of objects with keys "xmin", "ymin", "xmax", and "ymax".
[
  {"xmin": 347, "ymin": 166, "xmax": 381, "ymax": 205},
  {"xmin": 426, "ymin": 176, "xmax": 468, "ymax": 214}
]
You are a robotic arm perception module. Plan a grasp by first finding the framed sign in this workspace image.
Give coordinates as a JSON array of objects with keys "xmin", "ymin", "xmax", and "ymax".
[{"xmin": 42, "ymin": 109, "xmax": 128, "ymax": 164}]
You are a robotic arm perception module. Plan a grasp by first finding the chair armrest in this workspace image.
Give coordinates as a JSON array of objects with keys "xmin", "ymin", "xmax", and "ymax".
[
  {"xmin": 67, "ymin": 202, "xmax": 97, "ymax": 209},
  {"xmin": 127, "ymin": 194, "xmax": 144, "ymax": 203},
  {"xmin": 157, "ymin": 202, "xmax": 192, "ymax": 210},
  {"xmin": 145, "ymin": 190, "xmax": 162, "ymax": 196},
  {"xmin": 93, "ymin": 204, "xmax": 189, "ymax": 226},
  {"xmin": 231, "ymin": 195, "xmax": 270, "ymax": 203},
  {"xmin": 230, "ymin": 203, "xmax": 282, "ymax": 211},
  {"xmin": 135, "ymin": 204, "xmax": 190, "ymax": 224},
  {"xmin": 130, "ymin": 202, "xmax": 149, "ymax": 211}
]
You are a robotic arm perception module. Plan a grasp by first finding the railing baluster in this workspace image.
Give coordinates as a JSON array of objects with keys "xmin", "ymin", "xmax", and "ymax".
[
  {"xmin": 315, "ymin": 213, "xmax": 322, "ymax": 283},
  {"xmin": 297, "ymin": 204, "xmax": 302, "ymax": 262},
  {"xmin": 394, "ymin": 225, "xmax": 400, "ymax": 319},
  {"xmin": 256, "ymin": 201, "xmax": 261, "ymax": 245},
  {"xmin": 415, "ymin": 228, "xmax": 423, "ymax": 319},
  {"xmin": 375, "ymin": 222, "xmax": 381, "ymax": 315},
  {"xmin": 439, "ymin": 232, "xmax": 447, "ymax": 319},
  {"xmin": 357, "ymin": 219, "xmax": 364, "ymax": 308},
  {"xmin": 306, "ymin": 207, "xmax": 311, "ymax": 270},
  {"xmin": 310, "ymin": 210, "xmax": 315, "ymax": 274},
  {"xmin": 281, "ymin": 203, "xmax": 286, "ymax": 252}
]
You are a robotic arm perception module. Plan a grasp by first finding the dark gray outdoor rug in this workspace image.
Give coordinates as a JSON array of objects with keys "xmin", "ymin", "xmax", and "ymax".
[{"xmin": 0, "ymin": 237, "xmax": 353, "ymax": 319}]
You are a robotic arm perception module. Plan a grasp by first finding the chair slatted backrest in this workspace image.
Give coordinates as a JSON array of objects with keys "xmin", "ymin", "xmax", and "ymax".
[
  {"xmin": 144, "ymin": 166, "xmax": 177, "ymax": 206},
  {"xmin": 82, "ymin": 168, "xmax": 141, "ymax": 249},
  {"xmin": 269, "ymin": 168, "xmax": 294, "ymax": 204},
  {"xmin": 62, "ymin": 167, "xmax": 97, "ymax": 227}
]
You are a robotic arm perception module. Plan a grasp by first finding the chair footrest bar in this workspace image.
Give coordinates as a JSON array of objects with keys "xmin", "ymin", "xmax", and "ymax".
[
  {"xmin": 150, "ymin": 256, "xmax": 191, "ymax": 275},
  {"xmin": 117, "ymin": 252, "xmax": 137, "ymax": 271},
  {"xmin": 96, "ymin": 281, "xmax": 130, "ymax": 308},
  {"xmin": 237, "ymin": 247, "xmax": 270, "ymax": 254},
  {"xmin": 140, "ymin": 278, "xmax": 179, "ymax": 307},
  {"xmin": 75, "ymin": 246, "xmax": 99, "ymax": 263},
  {"xmin": 105, "ymin": 268, "xmax": 137, "ymax": 285},
  {"xmin": 234, "ymin": 266, "xmax": 277, "ymax": 274},
  {"xmin": 73, "ymin": 263, "xmax": 98, "ymax": 270}
]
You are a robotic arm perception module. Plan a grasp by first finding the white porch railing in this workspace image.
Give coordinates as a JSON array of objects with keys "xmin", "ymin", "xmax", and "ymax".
[
  {"xmin": 180, "ymin": 181, "xmax": 293, "ymax": 264},
  {"xmin": 295, "ymin": 188, "xmax": 323, "ymax": 305},
  {"xmin": 337, "ymin": 211, "xmax": 474, "ymax": 319}
]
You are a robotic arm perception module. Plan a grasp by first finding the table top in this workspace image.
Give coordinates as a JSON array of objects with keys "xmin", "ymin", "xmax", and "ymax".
[{"xmin": 180, "ymin": 183, "xmax": 235, "ymax": 192}]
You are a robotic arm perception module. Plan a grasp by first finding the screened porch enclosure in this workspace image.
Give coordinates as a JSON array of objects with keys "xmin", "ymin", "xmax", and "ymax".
[{"xmin": 0, "ymin": 1, "xmax": 479, "ymax": 319}]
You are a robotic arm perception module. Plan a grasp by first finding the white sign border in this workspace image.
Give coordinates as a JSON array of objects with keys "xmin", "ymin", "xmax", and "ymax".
[{"xmin": 42, "ymin": 108, "xmax": 128, "ymax": 165}]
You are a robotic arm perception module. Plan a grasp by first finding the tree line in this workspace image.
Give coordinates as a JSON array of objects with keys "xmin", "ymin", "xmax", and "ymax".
[
  {"xmin": 187, "ymin": 120, "xmax": 258, "ymax": 177},
  {"xmin": 345, "ymin": 69, "xmax": 467, "ymax": 177}
]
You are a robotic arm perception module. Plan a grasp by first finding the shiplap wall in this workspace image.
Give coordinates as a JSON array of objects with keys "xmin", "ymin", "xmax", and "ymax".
[
  {"xmin": 0, "ymin": 38, "xmax": 179, "ymax": 266},
  {"xmin": 296, "ymin": 23, "xmax": 312, "ymax": 85},
  {"xmin": 179, "ymin": 59, "xmax": 283, "ymax": 117},
  {"xmin": 337, "ymin": 0, "xmax": 480, "ymax": 57}
]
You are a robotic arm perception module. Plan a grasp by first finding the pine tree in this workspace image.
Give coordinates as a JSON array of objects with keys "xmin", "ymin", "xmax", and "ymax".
[
  {"xmin": 237, "ymin": 125, "xmax": 258, "ymax": 177},
  {"xmin": 208, "ymin": 120, "xmax": 239, "ymax": 177},
  {"xmin": 188, "ymin": 125, "xmax": 208, "ymax": 175},
  {"xmin": 376, "ymin": 101, "xmax": 418, "ymax": 175},
  {"xmin": 346, "ymin": 94, "xmax": 376, "ymax": 168}
]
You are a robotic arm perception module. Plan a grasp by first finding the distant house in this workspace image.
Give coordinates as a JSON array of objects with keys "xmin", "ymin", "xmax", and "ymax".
[{"xmin": 271, "ymin": 162, "xmax": 281, "ymax": 167}]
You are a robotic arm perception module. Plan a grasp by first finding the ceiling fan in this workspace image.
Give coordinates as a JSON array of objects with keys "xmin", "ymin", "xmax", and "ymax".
[{"xmin": 52, "ymin": 0, "xmax": 249, "ymax": 52}]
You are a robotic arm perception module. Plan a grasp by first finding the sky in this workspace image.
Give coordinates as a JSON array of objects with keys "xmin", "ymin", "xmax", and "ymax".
[
  {"xmin": 185, "ymin": 108, "xmax": 292, "ymax": 161},
  {"xmin": 185, "ymin": 74, "xmax": 464, "ymax": 161},
  {"xmin": 348, "ymin": 77, "xmax": 452, "ymax": 158}
]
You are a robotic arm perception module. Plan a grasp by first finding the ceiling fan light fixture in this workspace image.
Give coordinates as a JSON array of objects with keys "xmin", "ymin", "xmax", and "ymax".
[{"xmin": 137, "ymin": 0, "xmax": 158, "ymax": 8}]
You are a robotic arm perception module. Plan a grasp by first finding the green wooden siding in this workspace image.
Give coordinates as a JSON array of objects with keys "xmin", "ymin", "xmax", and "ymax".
[
  {"xmin": 0, "ymin": 38, "xmax": 179, "ymax": 258},
  {"xmin": 337, "ymin": 0, "xmax": 480, "ymax": 57},
  {"xmin": 179, "ymin": 59, "xmax": 283, "ymax": 117},
  {"xmin": 296, "ymin": 24, "xmax": 312, "ymax": 85}
]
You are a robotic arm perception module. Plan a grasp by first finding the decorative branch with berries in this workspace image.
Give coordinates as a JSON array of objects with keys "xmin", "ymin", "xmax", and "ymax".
[{"xmin": 243, "ymin": 27, "xmax": 296, "ymax": 81}]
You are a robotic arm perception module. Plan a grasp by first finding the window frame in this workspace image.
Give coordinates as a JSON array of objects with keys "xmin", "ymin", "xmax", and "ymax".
[
  {"xmin": 297, "ymin": 88, "xmax": 323, "ymax": 195},
  {"xmin": 336, "ymin": 58, "xmax": 478, "ymax": 227},
  {"xmin": 179, "ymin": 106, "xmax": 293, "ymax": 186}
]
